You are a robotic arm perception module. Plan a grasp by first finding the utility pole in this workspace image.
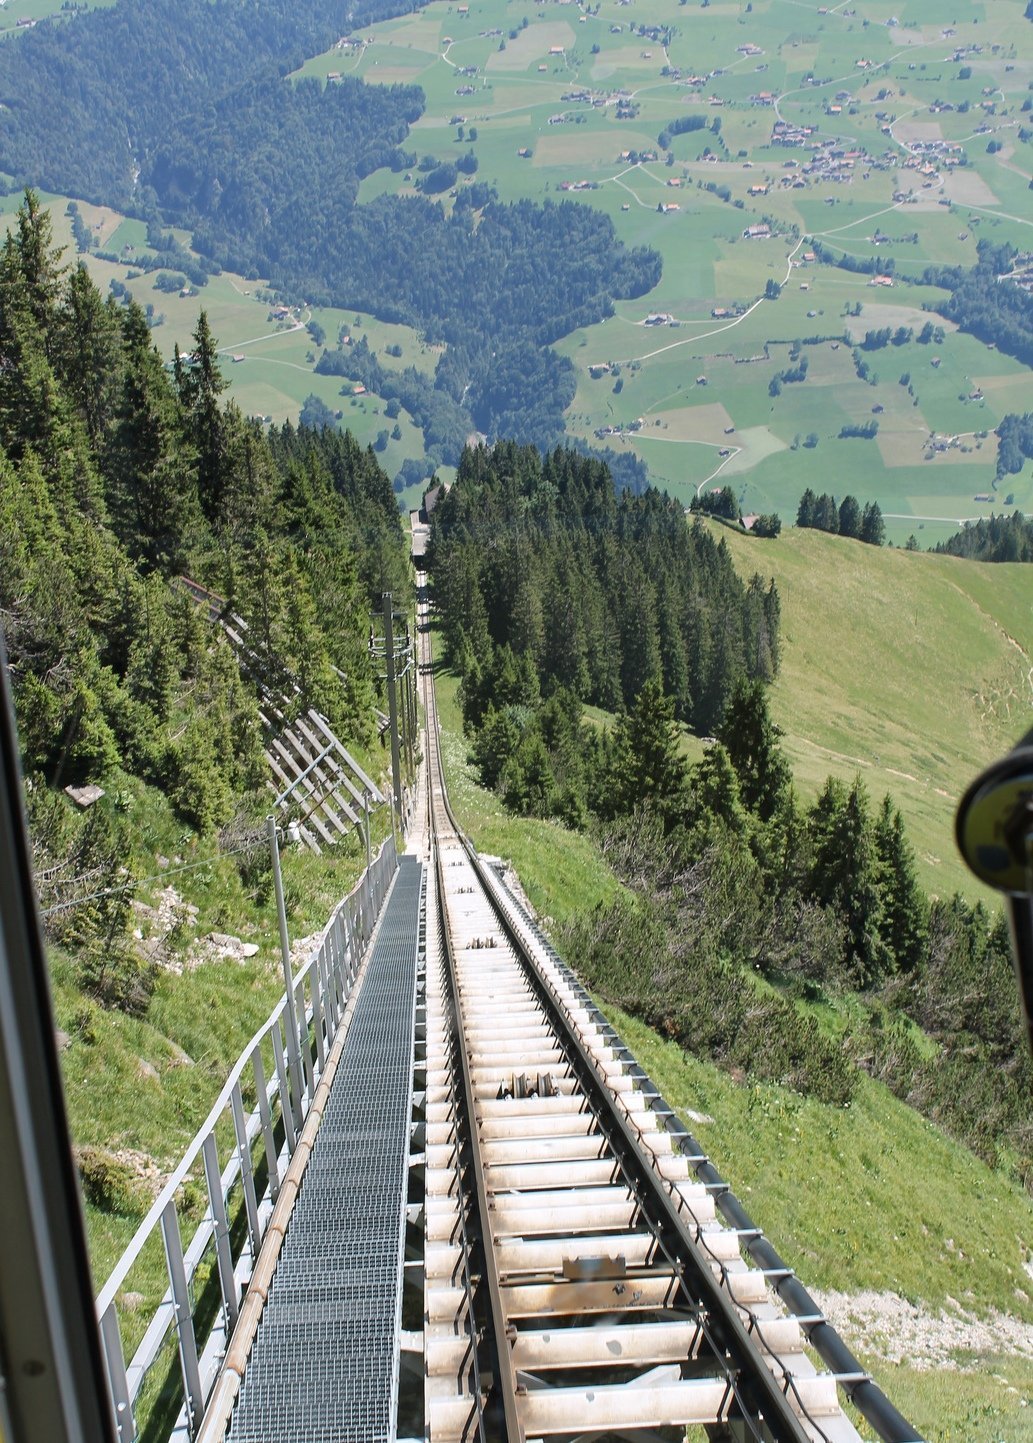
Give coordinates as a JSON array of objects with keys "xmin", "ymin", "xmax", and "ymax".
[{"xmin": 382, "ymin": 593, "xmax": 403, "ymax": 843}]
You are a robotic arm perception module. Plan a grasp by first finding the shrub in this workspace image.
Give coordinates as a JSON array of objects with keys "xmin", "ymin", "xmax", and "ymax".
[{"xmin": 76, "ymin": 1146, "xmax": 148, "ymax": 1216}]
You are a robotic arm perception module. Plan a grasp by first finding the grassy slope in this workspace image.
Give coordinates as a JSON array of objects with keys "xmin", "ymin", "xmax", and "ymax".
[
  {"xmin": 712, "ymin": 522, "xmax": 1033, "ymax": 901},
  {"xmin": 431, "ymin": 629, "xmax": 1033, "ymax": 1443}
]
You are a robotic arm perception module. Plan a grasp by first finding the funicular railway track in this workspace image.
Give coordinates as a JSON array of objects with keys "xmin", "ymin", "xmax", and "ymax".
[{"xmin": 413, "ymin": 567, "xmax": 922, "ymax": 1443}]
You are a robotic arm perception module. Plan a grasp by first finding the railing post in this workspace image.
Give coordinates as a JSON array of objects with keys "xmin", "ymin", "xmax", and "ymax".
[
  {"xmin": 251, "ymin": 1045, "xmax": 280, "ymax": 1202},
  {"xmin": 333, "ymin": 913, "xmax": 346, "ymax": 1011},
  {"xmin": 160, "ymin": 1200, "xmax": 204, "ymax": 1439},
  {"xmin": 271, "ymin": 1026, "xmax": 297, "ymax": 1156},
  {"xmin": 319, "ymin": 945, "xmax": 338, "ymax": 1034},
  {"xmin": 202, "ymin": 1135, "xmax": 239, "ymax": 1337},
  {"xmin": 230, "ymin": 1083, "xmax": 261, "ymax": 1259},
  {"xmin": 99, "ymin": 1303, "xmax": 134, "ymax": 1443},
  {"xmin": 268, "ymin": 815, "xmax": 306, "ymax": 1131},
  {"xmin": 295, "ymin": 977, "xmax": 314, "ymax": 1101},
  {"xmin": 311, "ymin": 971, "xmax": 326, "ymax": 1076}
]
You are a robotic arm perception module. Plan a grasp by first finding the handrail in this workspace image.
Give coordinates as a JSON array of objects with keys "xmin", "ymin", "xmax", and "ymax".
[{"xmin": 95, "ymin": 840, "xmax": 399, "ymax": 1443}]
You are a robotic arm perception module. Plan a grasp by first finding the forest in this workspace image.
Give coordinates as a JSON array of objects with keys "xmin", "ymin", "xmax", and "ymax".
[
  {"xmin": 0, "ymin": 191, "xmax": 406, "ymax": 1002},
  {"xmin": 298, "ymin": 192, "xmax": 658, "ymax": 460},
  {"xmin": 431, "ymin": 441, "xmax": 782, "ymax": 831},
  {"xmin": 935, "ymin": 511, "xmax": 1033, "ymax": 561},
  {"xmin": 994, "ymin": 410, "xmax": 1033, "ymax": 485},
  {"xmin": 922, "ymin": 240, "xmax": 1033, "ymax": 373},
  {"xmin": 0, "ymin": 0, "xmax": 417, "ymax": 207},
  {"xmin": 796, "ymin": 490, "xmax": 885, "ymax": 543}
]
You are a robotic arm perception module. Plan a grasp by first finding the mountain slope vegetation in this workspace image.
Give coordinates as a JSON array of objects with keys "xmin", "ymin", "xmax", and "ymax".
[
  {"xmin": 0, "ymin": 0, "xmax": 412, "ymax": 206},
  {"xmin": 0, "ymin": 185, "xmax": 405, "ymax": 1020},
  {"xmin": 0, "ymin": 0, "xmax": 661, "ymax": 463}
]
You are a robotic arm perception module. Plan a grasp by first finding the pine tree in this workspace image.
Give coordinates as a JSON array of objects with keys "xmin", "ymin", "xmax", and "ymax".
[
  {"xmin": 716, "ymin": 678, "xmax": 790, "ymax": 821},
  {"xmin": 796, "ymin": 488, "xmax": 817, "ymax": 527},
  {"xmin": 756, "ymin": 784, "xmax": 809, "ymax": 897},
  {"xmin": 56, "ymin": 263, "xmax": 123, "ymax": 445},
  {"xmin": 107, "ymin": 301, "xmax": 198, "ymax": 572},
  {"xmin": 838, "ymin": 494, "xmax": 862, "ymax": 539},
  {"xmin": 860, "ymin": 500, "xmax": 885, "ymax": 546},
  {"xmin": 473, "ymin": 707, "xmax": 521, "ymax": 790},
  {"xmin": 687, "ymin": 741, "xmax": 749, "ymax": 837},
  {"xmin": 874, "ymin": 794, "xmax": 927, "ymax": 974},
  {"xmin": 12, "ymin": 189, "xmax": 67, "ymax": 359},
  {"xmin": 807, "ymin": 775, "xmax": 890, "ymax": 987},
  {"xmin": 814, "ymin": 493, "xmax": 839, "ymax": 533},
  {"xmin": 178, "ymin": 311, "xmax": 228, "ymax": 524},
  {"xmin": 608, "ymin": 675, "xmax": 687, "ymax": 829}
]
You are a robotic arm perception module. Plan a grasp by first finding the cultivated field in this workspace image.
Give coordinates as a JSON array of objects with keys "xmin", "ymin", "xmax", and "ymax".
[{"xmin": 15, "ymin": 0, "xmax": 1033, "ymax": 525}]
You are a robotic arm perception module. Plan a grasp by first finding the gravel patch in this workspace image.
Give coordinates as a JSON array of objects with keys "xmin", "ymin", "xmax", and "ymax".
[{"xmin": 813, "ymin": 1289, "xmax": 1033, "ymax": 1369}]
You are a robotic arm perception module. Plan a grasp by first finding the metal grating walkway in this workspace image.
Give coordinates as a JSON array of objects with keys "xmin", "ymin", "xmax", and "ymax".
[{"xmin": 228, "ymin": 857, "xmax": 423, "ymax": 1443}]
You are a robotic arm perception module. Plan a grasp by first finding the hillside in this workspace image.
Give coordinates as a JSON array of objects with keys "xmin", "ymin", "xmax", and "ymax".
[
  {"xmin": 0, "ymin": 192, "xmax": 408, "ymax": 1292},
  {"xmin": 11, "ymin": 0, "xmax": 1033, "ymax": 528},
  {"xmin": 714, "ymin": 522, "xmax": 1033, "ymax": 900},
  {"xmin": 432, "ymin": 657, "xmax": 1033, "ymax": 1443}
]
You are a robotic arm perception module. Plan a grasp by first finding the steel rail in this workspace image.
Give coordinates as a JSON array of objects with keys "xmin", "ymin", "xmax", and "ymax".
[
  {"xmin": 417, "ymin": 585, "xmax": 817, "ymax": 1443},
  {"xmin": 421, "ymin": 600, "xmax": 520, "ymax": 1440},
  {"xmin": 458, "ymin": 847, "xmax": 815, "ymax": 1443},
  {"xmin": 433, "ymin": 837, "xmax": 525, "ymax": 1442}
]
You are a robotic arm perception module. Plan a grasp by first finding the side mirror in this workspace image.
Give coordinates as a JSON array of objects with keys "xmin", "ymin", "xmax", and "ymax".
[{"xmin": 956, "ymin": 727, "xmax": 1033, "ymax": 1055}]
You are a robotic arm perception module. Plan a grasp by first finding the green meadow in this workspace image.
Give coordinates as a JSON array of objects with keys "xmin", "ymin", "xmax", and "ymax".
[{"xmin": 713, "ymin": 521, "xmax": 1033, "ymax": 901}]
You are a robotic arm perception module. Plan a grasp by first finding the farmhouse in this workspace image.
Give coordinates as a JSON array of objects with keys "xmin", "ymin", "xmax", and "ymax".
[{"xmin": 742, "ymin": 223, "xmax": 771, "ymax": 239}]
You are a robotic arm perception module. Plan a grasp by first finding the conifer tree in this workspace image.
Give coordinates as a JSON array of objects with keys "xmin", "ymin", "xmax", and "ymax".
[
  {"xmin": 13, "ymin": 189, "xmax": 66, "ymax": 358},
  {"xmin": 57, "ymin": 263, "xmax": 123, "ymax": 446},
  {"xmin": 807, "ymin": 775, "xmax": 890, "ymax": 986},
  {"xmin": 608, "ymin": 675, "xmax": 687, "ymax": 830},
  {"xmin": 107, "ymin": 301, "xmax": 197, "ymax": 572},
  {"xmin": 860, "ymin": 500, "xmax": 885, "ymax": 546},
  {"xmin": 838, "ymin": 494, "xmax": 862, "ymax": 539},
  {"xmin": 178, "ymin": 311, "xmax": 228, "ymax": 524},
  {"xmin": 874, "ymin": 794, "xmax": 927, "ymax": 974},
  {"xmin": 814, "ymin": 493, "xmax": 839, "ymax": 532},
  {"xmin": 687, "ymin": 741, "xmax": 749, "ymax": 837},
  {"xmin": 756, "ymin": 784, "xmax": 809, "ymax": 897},
  {"xmin": 716, "ymin": 678, "xmax": 790, "ymax": 821}
]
